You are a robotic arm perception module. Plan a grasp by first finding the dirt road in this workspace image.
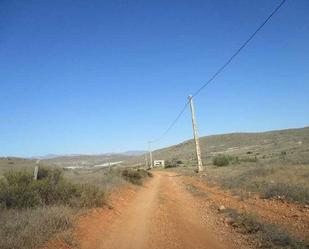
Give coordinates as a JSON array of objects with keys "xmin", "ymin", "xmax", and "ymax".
[{"xmin": 70, "ymin": 172, "xmax": 248, "ymax": 249}]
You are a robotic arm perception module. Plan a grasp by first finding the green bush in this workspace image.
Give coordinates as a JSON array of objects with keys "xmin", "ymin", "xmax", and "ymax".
[
  {"xmin": 240, "ymin": 156, "xmax": 258, "ymax": 163},
  {"xmin": 212, "ymin": 154, "xmax": 244, "ymax": 166},
  {"xmin": 165, "ymin": 159, "xmax": 183, "ymax": 168},
  {"xmin": 137, "ymin": 169, "xmax": 153, "ymax": 178},
  {"xmin": 165, "ymin": 162, "xmax": 177, "ymax": 168},
  {"xmin": 121, "ymin": 169, "xmax": 143, "ymax": 185},
  {"xmin": 37, "ymin": 167, "xmax": 62, "ymax": 183},
  {"xmin": 121, "ymin": 168, "xmax": 152, "ymax": 185},
  {"xmin": 0, "ymin": 171, "xmax": 41, "ymax": 208},
  {"xmin": 213, "ymin": 155, "xmax": 230, "ymax": 167}
]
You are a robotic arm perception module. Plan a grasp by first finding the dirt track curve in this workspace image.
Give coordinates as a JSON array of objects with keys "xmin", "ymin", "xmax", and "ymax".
[{"xmin": 68, "ymin": 172, "xmax": 248, "ymax": 249}]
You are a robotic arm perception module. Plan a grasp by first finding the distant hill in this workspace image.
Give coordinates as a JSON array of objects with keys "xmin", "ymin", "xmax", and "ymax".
[
  {"xmin": 0, "ymin": 151, "xmax": 145, "ymax": 173},
  {"xmin": 42, "ymin": 153, "xmax": 134, "ymax": 167},
  {"xmin": 31, "ymin": 151, "xmax": 145, "ymax": 167},
  {"xmin": 134, "ymin": 126, "xmax": 309, "ymax": 166},
  {"xmin": 1, "ymin": 127, "xmax": 308, "ymax": 173},
  {"xmin": 34, "ymin": 151, "xmax": 146, "ymax": 160},
  {"xmin": 122, "ymin": 151, "xmax": 146, "ymax": 156}
]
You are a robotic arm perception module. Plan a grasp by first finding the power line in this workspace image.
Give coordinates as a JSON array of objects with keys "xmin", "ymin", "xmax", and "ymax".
[
  {"xmin": 149, "ymin": 101, "xmax": 189, "ymax": 143},
  {"xmin": 192, "ymin": 0, "xmax": 287, "ymax": 98},
  {"xmin": 149, "ymin": 0, "xmax": 287, "ymax": 144}
]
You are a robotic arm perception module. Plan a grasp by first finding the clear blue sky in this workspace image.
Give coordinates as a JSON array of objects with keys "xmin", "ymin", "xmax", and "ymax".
[{"xmin": 0, "ymin": 0, "xmax": 308, "ymax": 157}]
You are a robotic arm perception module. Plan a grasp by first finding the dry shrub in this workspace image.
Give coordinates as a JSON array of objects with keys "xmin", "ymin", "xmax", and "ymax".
[
  {"xmin": 64, "ymin": 168, "xmax": 127, "ymax": 194},
  {"xmin": 212, "ymin": 154, "xmax": 241, "ymax": 167},
  {"xmin": 68, "ymin": 184, "xmax": 105, "ymax": 208},
  {"xmin": 0, "ymin": 168, "xmax": 106, "ymax": 209},
  {"xmin": 213, "ymin": 154, "xmax": 230, "ymax": 166},
  {"xmin": 211, "ymin": 165, "xmax": 309, "ymax": 204},
  {"xmin": 137, "ymin": 168, "xmax": 153, "ymax": 178},
  {"xmin": 121, "ymin": 168, "xmax": 152, "ymax": 185},
  {"xmin": 224, "ymin": 209, "xmax": 308, "ymax": 249},
  {"xmin": 0, "ymin": 206, "xmax": 73, "ymax": 249},
  {"xmin": 262, "ymin": 182, "xmax": 309, "ymax": 204},
  {"xmin": 122, "ymin": 169, "xmax": 143, "ymax": 185}
]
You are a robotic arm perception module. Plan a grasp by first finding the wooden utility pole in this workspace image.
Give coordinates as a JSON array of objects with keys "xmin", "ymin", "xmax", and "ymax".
[
  {"xmin": 148, "ymin": 142, "xmax": 153, "ymax": 169},
  {"xmin": 188, "ymin": 95, "xmax": 204, "ymax": 172},
  {"xmin": 145, "ymin": 153, "xmax": 148, "ymax": 168},
  {"xmin": 34, "ymin": 159, "xmax": 40, "ymax": 180},
  {"xmin": 108, "ymin": 160, "xmax": 111, "ymax": 172}
]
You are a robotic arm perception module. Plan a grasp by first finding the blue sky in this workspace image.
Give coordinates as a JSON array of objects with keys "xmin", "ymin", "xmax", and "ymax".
[{"xmin": 0, "ymin": 0, "xmax": 308, "ymax": 157}]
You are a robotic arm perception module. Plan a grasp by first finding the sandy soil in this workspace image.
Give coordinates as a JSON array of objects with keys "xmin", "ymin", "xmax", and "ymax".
[{"xmin": 45, "ymin": 172, "xmax": 251, "ymax": 249}]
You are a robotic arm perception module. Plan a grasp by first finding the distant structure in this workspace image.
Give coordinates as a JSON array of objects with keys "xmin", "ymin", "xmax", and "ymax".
[{"xmin": 153, "ymin": 160, "xmax": 165, "ymax": 167}]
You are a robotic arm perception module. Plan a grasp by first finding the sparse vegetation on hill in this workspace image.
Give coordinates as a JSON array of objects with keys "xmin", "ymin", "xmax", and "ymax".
[
  {"xmin": 213, "ymin": 155, "xmax": 229, "ymax": 166},
  {"xmin": 164, "ymin": 159, "xmax": 184, "ymax": 168},
  {"xmin": 142, "ymin": 127, "xmax": 309, "ymax": 204},
  {"xmin": 138, "ymin": 127, "xmax": 309, "ymax": 166},
  {"xmin": 212, "ymin": 154, "xmax": 258, "ymax": 167},
  {"xmin": 213, "ymin": 154, "xmax": 231, "ymax": 166},
  {"xmin": 204, "ymin": 164, "xmax": 309, "ymax": 204}
]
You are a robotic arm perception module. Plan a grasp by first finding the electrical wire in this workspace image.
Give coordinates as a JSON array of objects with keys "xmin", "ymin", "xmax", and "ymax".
[
  {"xmin": 149, "ymin": 0, "xmax": 287, "ymax": 144},
  {"xmin": 192, "ymin": 0, "xmax": 287, "ymax": 98},
  {"xmin": 149, "ymin": 100, "xmax": 189, "ymax": 143}
]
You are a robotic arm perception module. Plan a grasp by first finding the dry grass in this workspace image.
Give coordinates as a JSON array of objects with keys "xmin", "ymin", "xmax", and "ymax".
[
  {"xmin": 204, "ymin": 163, "xmax": 309, "ymax": 204},
  {"xmin": 63, "ymin": 168, "xmax": 127, "ymax": 193},
  {"xmin": 223, "ymin": 208, "xmax": 308, "ymax": 249},
  {"xmin": 0, "ymin": 206, "xmax": 74, "ymax": 249},
  {"xmin": 0, "ymin": 168, "xmax": 106, "ymax": 209},
  {"xmin": 0, "ymin": 158, "xmax": 38, "ymax": 178}
]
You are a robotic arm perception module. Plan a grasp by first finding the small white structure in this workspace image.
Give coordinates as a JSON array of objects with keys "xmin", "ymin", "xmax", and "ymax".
[{"xmin": 153, "ymin": 160, "xmax": 165, "ymax": 167}]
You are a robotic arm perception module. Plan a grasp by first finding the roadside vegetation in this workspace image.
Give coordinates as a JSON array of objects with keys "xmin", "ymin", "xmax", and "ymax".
[
  {"xmin": 0, "ymin": 168, "xmax": 106, "ymax": 209},
  {"xmin": 0, "ymin": 166, "xmax": 152, "ymax": 249},
  {"xmin": 165, "ymin": 132, "xmax": 309, "ymax": 246},
  {"xmin": 164, "ymin": 159, "xmax": 184, "ymax": 168},
  {"xmin": 0, "ymin": 206, "xmax": 74, "ymax": 249},
  {"xmin": 161, "ymin": 153, "xmax": 309, "ymax": 205},
  {"xmin": 221, "ymin": 208, "xmax": 308, "ymax": 249},
  {"xmin": 212, "ymin": 154, "xmax": 258, "ymax": 167},
  {"xmin": 121, "ymin": 168, "xmax": 153, "ymax": 185},
  {"xmin": 206, "ymin": 159, "xmax": 309, "ymax": 204}
]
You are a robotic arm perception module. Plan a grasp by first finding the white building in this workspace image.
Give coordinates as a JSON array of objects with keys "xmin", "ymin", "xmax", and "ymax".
[{"xmin": 153, "ymin": 160, "xmax": 165, "ymax": 167}]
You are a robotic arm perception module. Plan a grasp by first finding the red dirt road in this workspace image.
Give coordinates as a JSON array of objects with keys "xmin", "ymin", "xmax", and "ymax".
[{"xmin": 68, "ymin": 172, "xmax": 249, "ymax": 249}]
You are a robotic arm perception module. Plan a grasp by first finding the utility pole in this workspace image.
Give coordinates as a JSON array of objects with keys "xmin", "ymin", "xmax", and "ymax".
[
  {"xmin": 34, "ymin": 159, "xmax": 40, "ymax": 180},
  {"xmin": 108, "ymin": 160, "xmax": 111, "ymax": 172},
  {"xmin": 188, "ymin": 95, "xmax": 204, "ymax": 172},
  {"xmin": 148, "ymin": 141, "xmax": 153, "ymax": 169},
  {"xmin": 145, "ymin": 153, "xmax": 148, "ymax": 168}
]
